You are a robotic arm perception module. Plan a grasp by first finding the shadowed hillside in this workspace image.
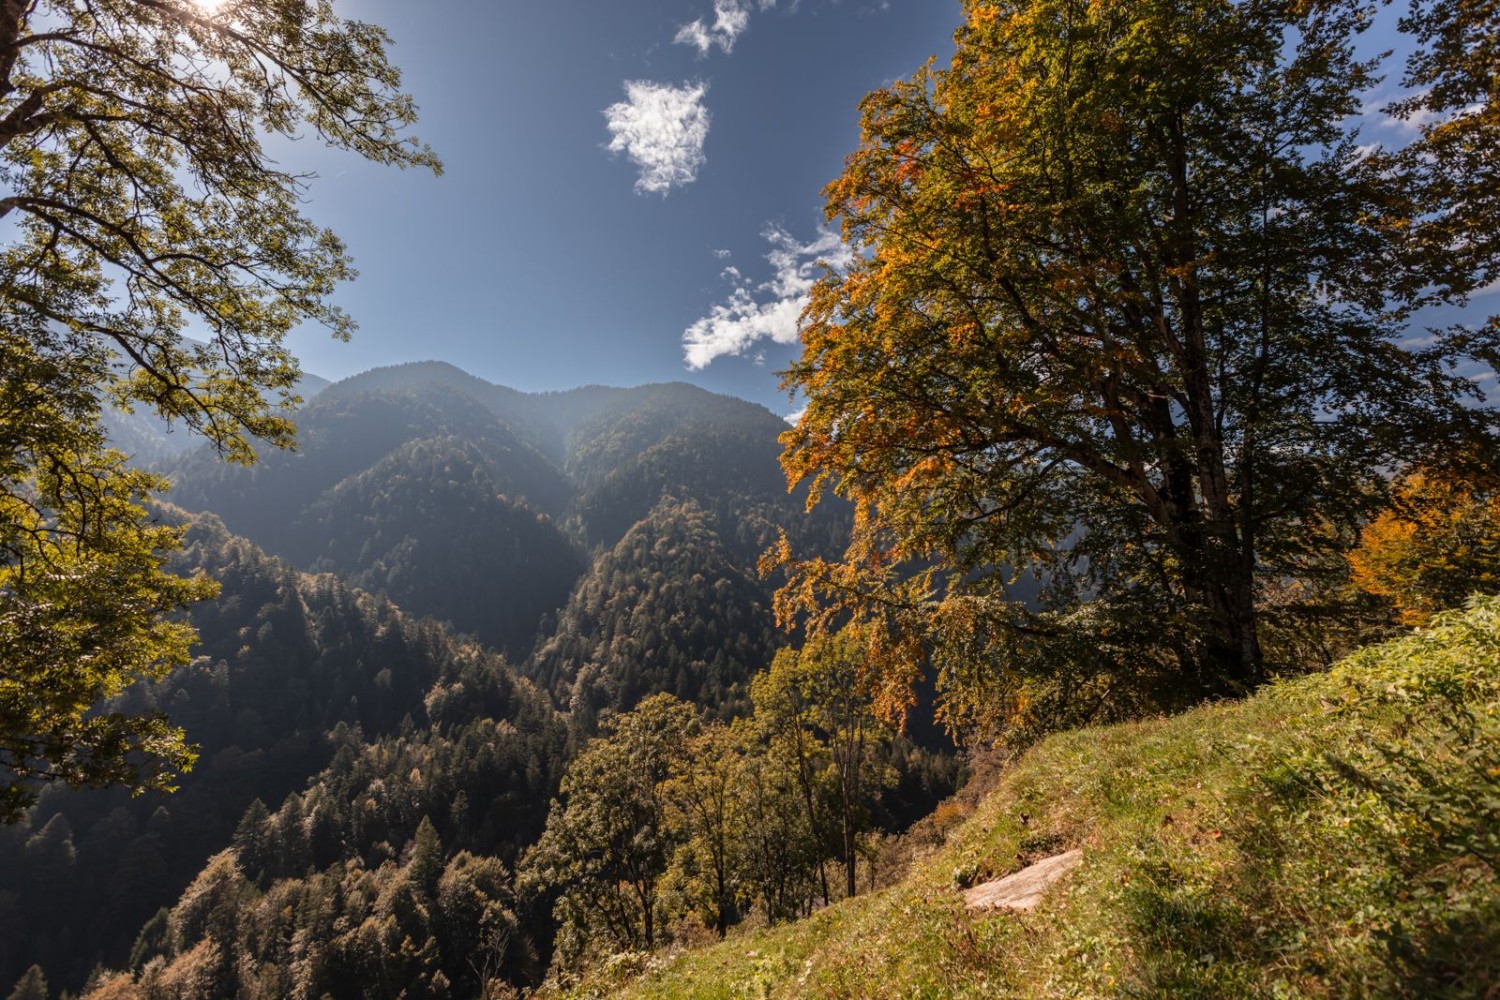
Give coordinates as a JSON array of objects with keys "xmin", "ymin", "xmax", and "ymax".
[{"xmin": 164, "ymin": 362, "xmax": 848, "ymax": 700}]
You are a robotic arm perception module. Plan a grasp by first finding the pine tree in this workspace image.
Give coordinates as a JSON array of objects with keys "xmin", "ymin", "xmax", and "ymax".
[{"xmin": 5, "ymin": 965, "xmax": 47, "ymax": 1000}]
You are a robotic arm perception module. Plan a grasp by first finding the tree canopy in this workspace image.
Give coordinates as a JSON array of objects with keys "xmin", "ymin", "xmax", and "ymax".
[
  {"xmin": 775, "ymin": 0, "xmax": 1500, "ymax": 739},
  {"xmin": 0, "ymin": 0, "xmax": 437, "ymax": 819}
]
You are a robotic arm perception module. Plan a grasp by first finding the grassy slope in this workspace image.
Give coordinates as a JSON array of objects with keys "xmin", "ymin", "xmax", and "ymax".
[{"xmin": 553, "ymin": 598, "xmax": 1500, "ymax": 999}]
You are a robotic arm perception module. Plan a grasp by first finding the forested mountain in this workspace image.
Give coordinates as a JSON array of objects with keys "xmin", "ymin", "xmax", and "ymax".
[
  {"xmin": 0, "ymin": 513, "xmax": 569, "ymax": 996},
  {"xmin": 5, "ymin": 0, "xmax": 1493, "ymax": 991},
  {"xmin": 3, "ymin": 366, "xmax": 880, "ymax": 997},
  {"xmin": 164, "ymin": 362, "xmax": 846, "ymax": 688},
  {"xmin": 529, "ymin": 497, "xmax": 778, "ymax": 730},
  {"xmin": 167, "ymin": 374, "xmax": 573, "ymax": 547},
  {"xmin": 289, "ymin": 435, "xmax": 582, "ymax": 659}
]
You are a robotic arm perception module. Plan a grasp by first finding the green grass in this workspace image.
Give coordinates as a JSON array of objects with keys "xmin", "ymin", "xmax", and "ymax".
[{"xmin": 546, "ymin": 597, "xmax": 1500, "ymax": 999}]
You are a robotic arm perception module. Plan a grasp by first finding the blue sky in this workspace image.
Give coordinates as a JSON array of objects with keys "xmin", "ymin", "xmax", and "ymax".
[
  {"xmin": 279, "ymin": 0, "xmax": 964, "ymax": 416},
  {"xmin": 280, "ymin": 0, "xmax": 1496, "ymax": 418}
]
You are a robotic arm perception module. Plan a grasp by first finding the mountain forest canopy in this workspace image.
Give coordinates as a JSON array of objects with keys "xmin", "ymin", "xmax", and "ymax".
[
  {"xmin": 775, "ymin": 0, "xmax": 1500, "ymax": 740},
  {"xmin": 0, "ymin": 498, "xmax": 948, "ymax": 996},
  {"xmin": 0, "ymin": 0, "xmax": 438, "ymax": 817}
]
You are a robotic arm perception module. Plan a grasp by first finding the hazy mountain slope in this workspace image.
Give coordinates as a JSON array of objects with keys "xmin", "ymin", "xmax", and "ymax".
[
  {"xmin": 566, "ymin": 390, "xmax": 793, "ymax": 552},
  {"xmin": 528, "ymin": 497, "xmax": 778, "ymax": 730},
  {"xmin": 317, "ymin": 361, "xmax": 563, "ymax": 460},
  {"xmin": 103, "ymin": 370, "xmax": 331, "ymax": 467},
  {"xmin": 290, "ymin": 434, "xmax": 584, "ymax": 655},
  {"xmin": 169, "ymin": 382, "xmax": 572, "ymax": 535},
  {"xmin": 162, "ymin": 364, "xmax": 847, "ymax": 710},
  {"xmin": 559, "ymin": 383, "xmax": 783, "ymax": 487},
  {"xmin": 0, "ymin": 513, "xmax": 566, "ymax": 996}
]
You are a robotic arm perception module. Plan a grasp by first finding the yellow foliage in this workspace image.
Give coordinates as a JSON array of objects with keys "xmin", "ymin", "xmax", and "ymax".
[{"xmin": 1348, "ymin": 472, "xmax": 1500, "ymax": 625}]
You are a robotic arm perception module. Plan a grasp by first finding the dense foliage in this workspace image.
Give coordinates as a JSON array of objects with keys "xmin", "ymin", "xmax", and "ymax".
[
  {"xmin": 8, "ymin": 0, "xmax": 1496, "ymax": 993},
  {"xmin": 0, "ymin": 0, "xmax": 436, "ymax": 811},
  {"xmin": 528, "ymin": 498, "xmax": 777, "ymax": 729},
  {"xmin": 0, "ymin": 443, "xmax": 211, "ymax": 821},
  {"xmin": 523, "ymin": 649, "xmax": 958, "ymax": 979},
  {"xmin": 293, "ymin": 435, "xmax": 582, "ymax": 658},
  {"xmin": 2, "ymin": 373, "xmax": 879, "ymax": 996},
  {"xmin": 1349, "ymin": 469, "xmax": 1500, "ymax": 626},
  {"xmin": 0, "ymin": 515, "xmax": 567, "ymax": 994},
  {"xmin": 774, "ymin": 0, "xmax": 1500, "ymax": 742}
]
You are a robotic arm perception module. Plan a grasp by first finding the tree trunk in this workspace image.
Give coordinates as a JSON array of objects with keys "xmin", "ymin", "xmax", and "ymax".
[
  {"xmin": 843, "ymin": 815, "xmax": 857, "ymax": 900},
  {"xmin": 1175, "ymin": 521, "xmax": 1264, "ymax": 695}
]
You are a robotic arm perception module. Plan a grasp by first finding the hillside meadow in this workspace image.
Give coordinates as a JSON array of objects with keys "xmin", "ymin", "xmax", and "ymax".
[{"xmin": 551, "ymin": 597, "xmax": 1500, "ymax": 999}]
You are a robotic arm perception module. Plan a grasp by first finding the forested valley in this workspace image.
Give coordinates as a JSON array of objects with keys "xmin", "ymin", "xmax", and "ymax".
[{"xmin": 1, "ymin": 368, "xmax": 958, "ymax": 998}]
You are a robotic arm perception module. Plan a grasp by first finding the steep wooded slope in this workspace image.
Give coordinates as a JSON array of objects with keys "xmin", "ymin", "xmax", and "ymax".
[
  {"xmin": 529, "ymin": 497, "xmax": 777, "ymax": 729},
  {"xmin": 164, "ymin": 363, "xmax": 848, "ymax": 711},
  {"xmin": 0, "ymin": 514, "xmax": 568, "ymax": 995}
]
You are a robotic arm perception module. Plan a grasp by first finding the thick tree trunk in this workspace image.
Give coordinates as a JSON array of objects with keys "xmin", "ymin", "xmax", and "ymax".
[
  {"xmin": 1209, "ymin": 549, "xmax": 1264, "ymax": 693},
  {"xmin": 1175, "ymin": 522, "xmax": 1264, "ymax": 695},
  {"xmin": 0, "ymin": 0, "xmax": 28, "ymax": 96},
  {"xmin": 1158, "ymin": 111, "xmax": 1265, "ymax": 697}
]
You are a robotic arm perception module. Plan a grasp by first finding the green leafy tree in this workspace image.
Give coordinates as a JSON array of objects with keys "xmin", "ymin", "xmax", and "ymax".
[
  {"xmin": 730, "ymin": 720, "xmax": 823, "ymax": 922},
  {"xmin": 0, "ymin": 404, "xmax": 212, "ymax": 821},
  {"xmin": 752, "ymin": 630, "xmax": 891, "ymax": 900},
  {"xmin": 520, "ymin": 694, "xmax": 697, "ymax": 962},
  {"xmin": 434, "ymin": 852, "xmax": 530, "ymax": 996},
  {"xmin": 1388, "ymin": 0, "xmax": 1500, "ymax": 294},
  {"xmin": 0, "ymin": 0, "xmax": 437, "ymax": 819},
  {"xmin": 663, "ymin": 720, "xmax": 742, "ymax": 936},
  {"xmin": 775, "ymin": 0, "xmax": 1500, "ymax": 735},
  {"xmin": 749, "ymin": 647, "xmax": 835, "ymax": 904}
]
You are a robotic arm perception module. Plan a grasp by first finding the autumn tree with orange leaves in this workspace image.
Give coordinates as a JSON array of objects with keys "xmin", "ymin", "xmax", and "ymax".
[
  {"xmin": 1349, "ymin": 471, "xmax": 1500, "ymax": 626},
  {"xmin": 772, "ymin": 0, "xmax": 1500, "ymax": 742}
]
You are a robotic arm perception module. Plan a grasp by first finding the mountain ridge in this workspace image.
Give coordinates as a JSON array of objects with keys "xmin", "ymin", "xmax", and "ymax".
[{"xmin": 161, "ymin": 360, "xmax": 844, "ymax": 669}]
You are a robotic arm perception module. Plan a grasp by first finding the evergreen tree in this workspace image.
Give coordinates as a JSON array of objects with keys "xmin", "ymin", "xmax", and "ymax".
[{"xmin": 5, "ymin": 965, "xmax": 47, "ymax": 1000}]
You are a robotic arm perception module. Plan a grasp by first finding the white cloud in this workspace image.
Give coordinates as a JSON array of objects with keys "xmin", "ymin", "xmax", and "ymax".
[
  {"xmin": 1361, "ymin": 90, "xmax": 1487, "ymax": 144},
  {"xmin": 784, "ymin": 407, "xmax": 806, "ymax": 425},
  {"xmin": 675, "ymin": 0, "xmax": 776, "ymax": 56},
  {"xmin": 604, "ymin": 81, "xmax": 711, "ymax": 195},
  {"xmin": 682, "ymin": 225, "xmax": 851, "ymax": 369}
]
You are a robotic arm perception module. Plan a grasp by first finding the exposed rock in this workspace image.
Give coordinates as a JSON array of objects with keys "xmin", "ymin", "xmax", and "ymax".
[{"xmin": 963, "ymin": 849, "xmax": 1083, "ymax": 912}]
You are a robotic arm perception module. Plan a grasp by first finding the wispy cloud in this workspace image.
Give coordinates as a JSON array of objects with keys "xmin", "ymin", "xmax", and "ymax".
[
  {"xmin": 604, "ymin": 81, "xmax": 712, "ymax": 195},
  {"xmin": 1360, "ymin": 89, "xmax": 1487, "ymax": 144},
  {"xmin": 675, "ymin": 0, "xmax": 777, "ymax": 57},
  {"xmin": 682, "ymin": 226, "xmax": 851, "ymax": 369}
]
